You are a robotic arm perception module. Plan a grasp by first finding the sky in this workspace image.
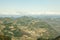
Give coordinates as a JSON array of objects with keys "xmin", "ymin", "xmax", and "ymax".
[{"xmin": 0, "ymin": 0, "xmax": 60, "ymax": 15}]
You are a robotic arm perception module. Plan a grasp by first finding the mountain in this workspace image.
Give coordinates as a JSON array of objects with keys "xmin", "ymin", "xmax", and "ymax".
[{"xmin": 0, "ymin": 16, "xmax": 60, "ymax": 40}]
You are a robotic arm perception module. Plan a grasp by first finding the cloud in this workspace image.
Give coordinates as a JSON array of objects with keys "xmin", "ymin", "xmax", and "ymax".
[
  {"xmin": 0, "ymin": 12, "xmax": 19, "ymax": 15},
  {"xmin": 46, "ymin": 11, "xmax": 60, "ymax": 15},
  {"xmin": 0, "ymin": 10, "xmax": 60, "ymax": 16}
]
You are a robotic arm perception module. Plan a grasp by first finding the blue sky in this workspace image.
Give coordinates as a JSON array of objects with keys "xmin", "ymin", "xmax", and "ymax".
[{"xmin": 0, "ymin": 0, "xmax": 60, "ymax": 15}]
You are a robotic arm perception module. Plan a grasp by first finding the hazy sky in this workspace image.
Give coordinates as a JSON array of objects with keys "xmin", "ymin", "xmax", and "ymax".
[{"xmin": 0, "ymin": 0, "xmax": 60, "ymax": 15}]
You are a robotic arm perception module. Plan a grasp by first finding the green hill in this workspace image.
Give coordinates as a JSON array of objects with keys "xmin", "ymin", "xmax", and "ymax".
[{"xmin": 0, "ymin": 16, "xmax": 59, "ymax": 40}]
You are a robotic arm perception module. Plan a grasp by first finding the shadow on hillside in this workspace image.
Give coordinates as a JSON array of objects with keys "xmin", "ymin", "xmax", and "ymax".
[{"xmin": 0, "ymin": 35, "xmax": 11, "ymax": 40}]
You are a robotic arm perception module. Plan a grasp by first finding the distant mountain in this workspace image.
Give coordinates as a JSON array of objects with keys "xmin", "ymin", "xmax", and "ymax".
[{"xmin": 0, "ymin": 15, "xmax": 60, "ymax": 18}]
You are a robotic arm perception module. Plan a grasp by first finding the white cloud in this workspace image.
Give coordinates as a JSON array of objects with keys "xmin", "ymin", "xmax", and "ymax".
[
  {"xmin": 46, "ymin": 11, "xmax": 60, "ymax": 15},
  {"xmin": 0, "ymin": 10, "xmax": 60, "ymax": 16}
]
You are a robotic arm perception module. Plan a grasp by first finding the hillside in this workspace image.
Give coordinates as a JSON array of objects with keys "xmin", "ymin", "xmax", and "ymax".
[{"xmin": 0, "ymin": 16, "xmax": 60, "ymax": 40}]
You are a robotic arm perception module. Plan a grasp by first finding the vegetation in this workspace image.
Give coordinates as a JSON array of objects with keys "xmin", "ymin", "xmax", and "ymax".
[{"xmin": 0, "ymin": 16, "xmax": 60, "ymax": 40}]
